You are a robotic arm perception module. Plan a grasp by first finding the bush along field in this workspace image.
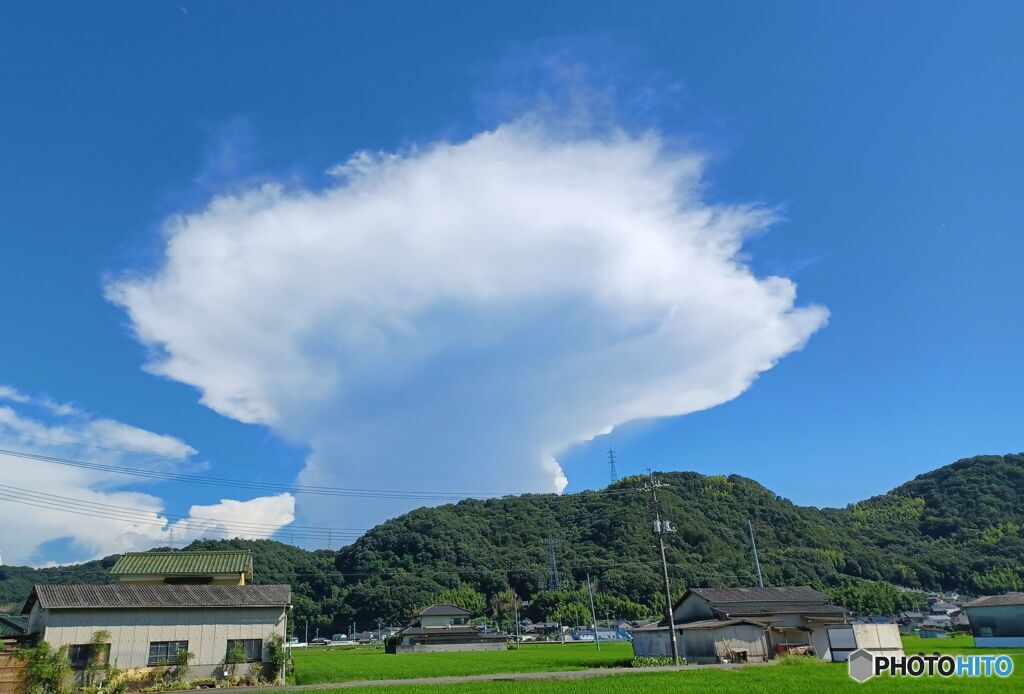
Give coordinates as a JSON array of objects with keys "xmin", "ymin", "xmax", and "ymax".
[{"xmin": 292, "ymin": 636, "xmax": 1024, "ymax": 692}]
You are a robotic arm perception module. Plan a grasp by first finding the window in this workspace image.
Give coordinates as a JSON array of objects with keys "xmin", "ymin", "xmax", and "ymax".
[
  {"xmin": 451, "ymin": 617, "xmax": 467, "ymax": 625},
  {"xmin": 68, "ymin": 643, "xmax": 110, "ymax": 669},
  {"xmin": 226, "ymin": 639, "xmax": 262, "ymax": 663},
  {"xmin": 148, "ymin": 641, "xmax": 189, "ymax": 666}
]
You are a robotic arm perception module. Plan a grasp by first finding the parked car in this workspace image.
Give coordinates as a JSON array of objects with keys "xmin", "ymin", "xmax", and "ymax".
[{"xmin": 310, "ymin": 637, "xmax": 331, "ymax": 645}]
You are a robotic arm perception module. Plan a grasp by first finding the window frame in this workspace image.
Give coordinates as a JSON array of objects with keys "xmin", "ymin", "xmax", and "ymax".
[
  {"xmin": 67, "ymin": 643, "xmax": 110, "ymax": 670},
  {"xmin": 226, "ymin": 638, "xmax": 263, "ymax": 663},
  {"xmin": 147, "ymin": 640, "xmax": 189, "ymax": 666}
]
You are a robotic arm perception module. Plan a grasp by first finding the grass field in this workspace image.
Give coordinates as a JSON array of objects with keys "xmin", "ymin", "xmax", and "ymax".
[
  {"xmin": 293, "ymin": 634, "xmax": 1024, "ymax": 692},
  {"xmin": 289, "ymin": 642, "xmax": 633, "ymax": 685}
]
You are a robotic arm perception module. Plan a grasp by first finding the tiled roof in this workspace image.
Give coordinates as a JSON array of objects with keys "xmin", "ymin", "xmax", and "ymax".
[
  {"xmin": 416, "ymin": 604, "xmax": 472, "ymax": 617},
  {"xmin": 0, "ymin": 615, "xmax": 27, "ymax": 636},
  {"xmin": 111, "ymin": 551, "xmax": 253, "ymax": 578},
  {"xmin": 716, "ymin": 603, "xmax": 848, "ymax": 618},
  {"xmin": 965, "ymin": 593, "xmax": 1024, "ymax": 608},
  {"xmin": 398, "ymin": 626, "xmax": 505, "ymax": 638},
  {"xmin": 690, "ymin": 586, "xmax": 831, "ymax": 604},
  {"xmin": 25, "ymin": 583, "xmax": 289, "ymax": 611},
  {"xmin": 638, "ymin": 617, "xmax": 765, "ymax": 631}
]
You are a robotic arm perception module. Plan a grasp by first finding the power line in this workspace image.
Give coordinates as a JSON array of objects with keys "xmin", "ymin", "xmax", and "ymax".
[
  {"xmin": 0, "ymin": 446, "xmax": 647, "ymax": 501},
  {"xmin": 0, "ymin": 484, "xmax": 367, "ymax": 533},
  {"xmin": 0, "ymin": 426, "xmax": 612, "ymax": 482},
  {"xmin": 0, "ymin": 487, "xmax": 365, "ymax": 542},
  {"xmin": 0, "ymin": 447, "xmax": 518, "ymax": 500}
]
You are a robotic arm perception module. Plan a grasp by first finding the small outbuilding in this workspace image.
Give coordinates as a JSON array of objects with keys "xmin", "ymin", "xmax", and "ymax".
[
  {"xmin": 633, "ymin": 586, "xmax": 859, "ymax": 663},
  {"xmin": 963, "ymin": 593, "xmax": 1024, "ymax": 648}
]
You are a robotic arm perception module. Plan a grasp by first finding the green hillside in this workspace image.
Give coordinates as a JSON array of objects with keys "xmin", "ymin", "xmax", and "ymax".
[{"xmin": 2, "ymin": 453, "xmax": 1022, "ymax": 633}]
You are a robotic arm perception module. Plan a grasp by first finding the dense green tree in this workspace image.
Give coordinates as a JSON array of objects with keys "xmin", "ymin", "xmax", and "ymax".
[
  {"xmin": 434, "ymin": 584, "xmax": 487, "ymax": 614},
  {"xmin": 2, "ymin": 454, "xmax": 1022, "ymax": 630}
]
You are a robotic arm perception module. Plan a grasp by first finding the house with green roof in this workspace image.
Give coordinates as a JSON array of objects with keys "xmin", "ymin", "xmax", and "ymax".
[
  {"xmin": 111, "ymin": 550, "xmax": 253, "ymax": 585},
  {"xmin": 22, "ymin": 551, "xmax": 290, "ymax": 682}
]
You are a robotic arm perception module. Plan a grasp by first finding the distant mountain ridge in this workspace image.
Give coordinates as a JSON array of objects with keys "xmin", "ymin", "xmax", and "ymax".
[{"xmin": 2, "ymin": 453, "xmax": 1021, "ymax": 631}]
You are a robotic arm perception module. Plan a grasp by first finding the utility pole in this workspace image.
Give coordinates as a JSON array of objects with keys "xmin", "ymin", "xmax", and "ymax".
[
  {"xmin": 586, "ymin": 573, "xmax": 601, "ymax": 652},
  {"xmin": 646, "ymin": 470, "xmax": 679, "ymax": 665},
  {"xmin": 607, "ymin": 447, "xmax": 618, "ymax": 484},
  {"xmin": 748, "ymin": 520, "xmax": 764, "ymax": 588},
  {"xmin": 514, "ymin": 595, "xmax": 521, "ymax": 651},
  {"xmin": 304, "ymin": 620, "xmax": 308, "ymax": 645}
]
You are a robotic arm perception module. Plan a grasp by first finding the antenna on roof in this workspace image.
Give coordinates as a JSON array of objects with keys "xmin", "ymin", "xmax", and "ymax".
[{"xmin": 607, "ymin": 448, "xmax": 618, "ymax": 484}]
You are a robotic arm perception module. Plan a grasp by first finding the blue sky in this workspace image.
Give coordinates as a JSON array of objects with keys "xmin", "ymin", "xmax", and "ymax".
[{"xmin": 1, "ymin": 2, "xmax": 1021, "ymax": 563}]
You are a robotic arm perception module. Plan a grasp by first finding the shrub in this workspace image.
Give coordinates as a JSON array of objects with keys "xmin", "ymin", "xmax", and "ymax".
[
  {"xmin": 631, "ymin": 656, "xmax": 674, "ymax": 668},
  {"xmin": 14, "ymin": 641, "xmax": 72, "ymax": 694},
  {"xmin": 266, "ymin": 633, "xmax": 286, "ymax": 682},
  {"xmin": 173, "ymin": 649, "xmax": 194, "ymax": 681}
]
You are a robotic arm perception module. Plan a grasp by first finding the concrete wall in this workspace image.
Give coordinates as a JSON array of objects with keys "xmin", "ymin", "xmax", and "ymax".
[
  {"xmin": 395, "ymin": 641, "xmax": 505, "ymax": 654},
  {"xmin": 34, "ymin": 605, "xmax": 285, "ymax": 673},
  {"xmin": 419, "ymin": 615, "xmax": 464, "ymax": 628}
]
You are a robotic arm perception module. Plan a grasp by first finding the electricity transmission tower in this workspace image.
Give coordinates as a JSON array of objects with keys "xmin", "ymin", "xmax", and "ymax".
[
  {"xmin": 607, "ymin": 447, "xmax": 618, "ymax": 484},
  {"xmin": 547, "ymin": 536, "xmax": 561, "ymax": 590}
]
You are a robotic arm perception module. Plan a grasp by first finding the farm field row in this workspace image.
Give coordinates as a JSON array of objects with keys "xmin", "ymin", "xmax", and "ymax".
[{"xmin": 291, "ymin": 634, "xmax": 1023, "ymax": 691}]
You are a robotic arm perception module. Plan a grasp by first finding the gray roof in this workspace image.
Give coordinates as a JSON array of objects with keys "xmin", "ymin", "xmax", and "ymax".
[
  {"xmin": 24, "ymin": 584, "xmax": 290, "ymax": 612},
  {"xmin": 398, "ymin": 626, "xmax": 504, "ymax": 638},
  {"xmin": 636, "ymin": 617, "xmax": 764, "ymax": 632},
  {"xmin": 717, "ymin": 603, "xmax": 848, "ymax": 618},
  {"xmin": 416, "ymin": 604, "xmax": 472, "ymax": 617},
  {"xmin": 690, "ymin": 586, "xmax": 831, "ymax": 604},
  {"xmin": 965, "ymin": 593, "xmax": 1024, "ymax": 608}
]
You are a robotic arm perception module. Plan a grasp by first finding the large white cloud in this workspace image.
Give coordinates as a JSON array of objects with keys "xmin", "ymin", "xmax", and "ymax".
[
  {"xmin": 0, "ymin": 388, "xmax": 294, "ymax": 566},
  {"xmin": 108, "ymin": 120, "xmax": 828, "ymax": 532}
]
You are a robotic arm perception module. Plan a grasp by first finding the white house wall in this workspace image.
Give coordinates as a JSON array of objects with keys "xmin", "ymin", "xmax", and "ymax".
[{"xmin": 37, "ymin": 606, "xmax": 285, "ymax": 673}]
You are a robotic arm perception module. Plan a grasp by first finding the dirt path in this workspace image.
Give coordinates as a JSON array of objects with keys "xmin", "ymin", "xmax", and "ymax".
[{"xmin": 209, "ymin": 661, "xmax": 774, "ymax": 692}]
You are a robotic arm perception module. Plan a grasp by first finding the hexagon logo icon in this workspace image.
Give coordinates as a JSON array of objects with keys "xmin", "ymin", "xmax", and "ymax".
[{"xmin": 848, "ymin": 648, "xmax": 874, "ymax": 683}]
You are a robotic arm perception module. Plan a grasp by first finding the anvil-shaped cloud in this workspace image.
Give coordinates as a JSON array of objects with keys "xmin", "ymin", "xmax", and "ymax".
[{"xmin": 108, "ymin": 120, "xmax": 828, "ymax": 531}]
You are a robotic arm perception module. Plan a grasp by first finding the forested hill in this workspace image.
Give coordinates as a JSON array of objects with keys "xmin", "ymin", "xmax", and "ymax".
[{"xmin": 2, "ymin": 453, "xmax": 1021, "ymax": 632}]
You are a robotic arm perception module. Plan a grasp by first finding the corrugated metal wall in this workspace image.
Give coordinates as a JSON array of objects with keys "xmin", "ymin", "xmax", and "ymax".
[{"xmin": 40, "ymin": 606, "xmax": 285, "ymax": 669}]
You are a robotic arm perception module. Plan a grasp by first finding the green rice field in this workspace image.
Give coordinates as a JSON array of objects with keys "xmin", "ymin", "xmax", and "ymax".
[
  {"xmin": 289, "ymin": 642, "xmax": 632, "ymax": 685},
  {"xmin": 293, "ymin": 634, "xmax": 1024, "ymax": 692}
]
